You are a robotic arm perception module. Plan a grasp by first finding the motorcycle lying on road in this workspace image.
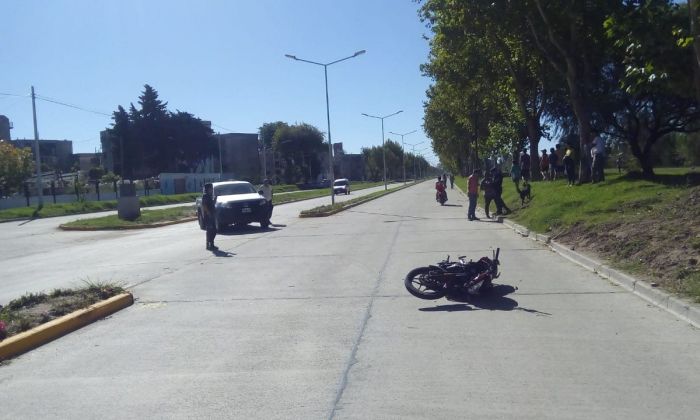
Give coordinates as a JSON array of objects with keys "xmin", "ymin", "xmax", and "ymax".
[{"xmin": 404, "ymin": 248, "xmax": 500, "ymax": 300}]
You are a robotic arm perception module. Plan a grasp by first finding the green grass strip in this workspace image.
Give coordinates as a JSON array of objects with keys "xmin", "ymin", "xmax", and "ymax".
[
  {"xmin": 299, "ymin": 182, "xmax": 416, "ymax": 217},
  {"xmin": 60, "ymin": 206, "xmax": 195, "ymax": 229}
]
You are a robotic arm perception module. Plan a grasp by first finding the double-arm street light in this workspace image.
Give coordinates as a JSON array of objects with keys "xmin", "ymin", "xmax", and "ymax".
[
  {"xmin": 389, "ymin": 130, "xmax": 419, "ymax": 184},
  {"xmin": 417, "ymin": 147, "xmax": 432, "ymax": 179},
  {"xmin": 361, "ymin": 110, "xmax": 402, "ymax": 190},
  {"xmin": 406, "ymin": 141, "xmax": 425, "ymax": 182},
  {"xmin": 285, "ymin": 50, "xmax": 366, "ymax": 205}
]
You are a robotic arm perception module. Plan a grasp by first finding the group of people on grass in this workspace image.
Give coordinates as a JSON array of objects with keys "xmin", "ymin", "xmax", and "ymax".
[
  {"xmin": 511, "ymin": 136, "xmax": 608, "ymax": 188},
  {"xmin": 447, "ymin": 135, "xmax": 615, "ymax": 221}
]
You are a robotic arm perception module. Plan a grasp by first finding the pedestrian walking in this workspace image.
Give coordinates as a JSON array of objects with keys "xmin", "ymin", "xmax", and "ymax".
[
  {"xmin": 510, "ymin": 160, "xmax": 521, "ymax": 189},
  {"xmin": 467, "ymin": 169, "xmax": 481, "ymax": 221},
  {"xmin": 491, "ymin": 167, "xmax": 511, "ymax": 215},
  {"xmin": 202, "ymin": 183, "xmax": 218, "ymax": 250},
  {"xmin": 563, "ymin": 149, "xmax": 576, "ymax": 186},
  {"xmin": 258, "ymin": 178, "xmax": 274, "ymax": 223},
  {"xmin": 616, "ymin": 154, "xmax": 624, "ymax": 174},
  {"xmin": 548, "ymin": 148, "xmax": 558, "ymax": 181},
  {"xmin": 594, "ymin": 135, "xmax": 606, "ymax": 182},
  {"xmin": 540, "ymin": 149, "xmax": 549, "ymax": 181},
  {"xmin": 555, "ymin": 144, "xmax": 565, "ymax": 177},
  {"xmin": 449, "ymin": 174, "xmax": 455, "ymax": 189},
  {"xmin": 519, "ymin": 151, "xmax": 531, "ymax": 182}
]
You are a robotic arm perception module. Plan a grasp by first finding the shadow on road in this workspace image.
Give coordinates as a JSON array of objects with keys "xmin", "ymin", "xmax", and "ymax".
[
  {"xmin": 211, "ymin": 249, "xmax": 235, "ymax": 257},
  {"xmin": 419, "ymin": 284, "xmax": 551, "ymax": 316},
  {"xmin": 441, "ymin": 204, "xmax": 463, "ymax": 207},
  {"xmin": 217, "ymin": 225, "xmax": 281, "ymax": 236}
]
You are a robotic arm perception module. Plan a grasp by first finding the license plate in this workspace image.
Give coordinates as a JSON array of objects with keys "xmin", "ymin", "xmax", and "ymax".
[{"xmin": 241, "ymin": 207, "xmax": 252, "ymax": 213}]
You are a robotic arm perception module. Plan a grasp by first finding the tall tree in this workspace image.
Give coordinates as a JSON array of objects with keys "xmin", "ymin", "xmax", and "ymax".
[
  {"xmin": 0, "ymin": 141, "xmax": 34, "ymax": 196},
  {"xmin": 106, "ymin": 85, "xmax": 213, "ymax": 178},
  {"xmin": 602, "ymin": 0, "xmax": 700, "ymax": 177}
]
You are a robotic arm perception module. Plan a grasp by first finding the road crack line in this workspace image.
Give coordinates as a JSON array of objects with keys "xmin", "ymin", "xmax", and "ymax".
[{"xmin": 328, "ymin": 218, "xmax": 403, "ymax": 420}]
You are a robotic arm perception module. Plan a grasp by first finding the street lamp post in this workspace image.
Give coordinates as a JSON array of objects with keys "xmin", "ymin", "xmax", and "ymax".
[
  {"xmin": 388, "ymin": 130, "xmax": 418, "ymax": 184},
  {"xmin": 361, "ymin": 110, "xmax": 402, "ymax": 190},
  {"xmin": 417, "ymin": 147, "xmax": 431, "ymax": 180},
  {"xmin": 407, "ymin": 142, "xmax": 425, "ymax": 181},
  {"xmin": 285, "ymin": 50, "xmax": 366, "ymax": 205}
]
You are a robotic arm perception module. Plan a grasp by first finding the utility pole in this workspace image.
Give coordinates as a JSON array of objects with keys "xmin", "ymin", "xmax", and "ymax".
[
  {"xmin": 218, "ymin": 133, "xmax": 223, "ymax": 179},
  {"xmin": 31, "ymin": 86, "xmax": 43, "ymax": 206}
]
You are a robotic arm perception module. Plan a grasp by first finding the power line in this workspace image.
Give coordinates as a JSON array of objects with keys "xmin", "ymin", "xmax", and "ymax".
[
  {"xmin": 0, "ymin": 92, "xmax": 28, "ymax": 98},
  {"xmin": 34, "ymin": 94, "xmax": 111, "ymax": 117},
  {"xmin": 212, "ymin": 123, "xmax": 235, "ymax": 132}
]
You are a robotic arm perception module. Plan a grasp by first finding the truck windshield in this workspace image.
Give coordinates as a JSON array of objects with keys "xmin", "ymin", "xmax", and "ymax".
[
  {"xmin": 215, "ymin": 183, "xmax": 257, "ymax": 196},
  {"xmin": 334, "ymin": 180, "xmax": 348, "ymax": 186}
]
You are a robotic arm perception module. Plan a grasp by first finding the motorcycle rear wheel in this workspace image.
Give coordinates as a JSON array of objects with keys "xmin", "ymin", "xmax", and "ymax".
[{"xmin": 404, "ymin": 267, "xmax": 447, "ymax": 300}]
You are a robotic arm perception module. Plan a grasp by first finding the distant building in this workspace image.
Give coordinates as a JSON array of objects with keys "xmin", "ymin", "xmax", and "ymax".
[
  {"xmin": 332, "ymin": 142, "xmax": 364, "ymax": 181},
  {"xmin": 12, "ymin": 139, "xmax": 73, "ymax": 172},
  {"xmin": 74, "ymin": 153, "xmax": 101, "ymax": 172},
  {"xmin": 0, "ymin": 115, "xmax": 11, "ymax": 141},
  {"xmin": 214, "ymin": 133, "xmax": 261, "ymax": 181},
  {"xmin": 100, "ymin": 130, "xmax": 117, "ymax": 173},
  {"xmin": 336, "ymin": 154, "xmax": 365, "ymax": 181}
]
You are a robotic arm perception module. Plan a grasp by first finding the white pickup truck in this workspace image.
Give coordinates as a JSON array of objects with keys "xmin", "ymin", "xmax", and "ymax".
[{"xmin": 195, "ymin": 181, "xmax": 270, "ymax": 230}]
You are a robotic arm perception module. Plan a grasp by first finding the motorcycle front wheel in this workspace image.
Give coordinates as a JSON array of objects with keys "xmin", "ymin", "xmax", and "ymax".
[{"xmin": 404, "ymin": 267, "xmax": 447, "ymax": 300}]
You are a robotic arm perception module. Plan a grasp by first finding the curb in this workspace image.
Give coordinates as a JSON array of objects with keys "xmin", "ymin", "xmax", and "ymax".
[
  {"xmin": 59, "ymin": 216, "xmax": 197, "ymax": 231},
  {"xmin": 0, "ymin": 292, "xmax": 134, "ymax": 361},
  {"xmin": 500, "ymin": 218, "xmax": 700, "ymax": 328},
  {"xmin": 299, "ymin": 182, "xmax": 419, "ymax": 218}
]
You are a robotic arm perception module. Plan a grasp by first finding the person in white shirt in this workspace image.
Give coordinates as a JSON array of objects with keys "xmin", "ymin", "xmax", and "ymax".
[{"xmin": 259, "ymin": 179, "xmax": 273, "ymax": 222}]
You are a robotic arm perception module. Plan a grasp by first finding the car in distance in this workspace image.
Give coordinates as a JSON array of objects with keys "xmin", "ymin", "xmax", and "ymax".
[
  {"xmin": 195, "ymin": 181, "xmax": 270, "ymax": 230},
  {"xmin": 333, "ymin": 178, "xmax": 350, "ymax": 195}
]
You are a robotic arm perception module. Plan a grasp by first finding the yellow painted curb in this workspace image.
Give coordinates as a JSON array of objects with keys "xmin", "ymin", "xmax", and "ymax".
[{"xmin": 0, "ymin": 292, "xmax": 134, "ymax": 361}]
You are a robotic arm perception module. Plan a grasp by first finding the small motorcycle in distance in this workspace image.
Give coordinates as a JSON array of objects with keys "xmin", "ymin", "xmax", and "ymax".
[{"xmin": 404, "ymin": 248, "xmax": 500, "ymax": 300}]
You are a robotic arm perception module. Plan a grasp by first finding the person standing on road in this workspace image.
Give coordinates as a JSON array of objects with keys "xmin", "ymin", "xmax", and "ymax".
[
  {"xmin": 202, "ymin": 183, "xmax": 218, "ymax": 251},
  {"xmin": 491, "ymin": 167, "xmax": 511, "ymax": 216},
  {"xmin": 467, "ymin": 169, "xmax": 481, "ymax": 221},
  {"xmin": 449, "ymin": 174, "xmax": 455, "ymax": 189},
  {"xmin": 480, "ymin": 173, "xmax": 496, "ymax": 218},
  {"xmin": 259, "ymin": 178, "xmax": 274, "ymax": 223}
]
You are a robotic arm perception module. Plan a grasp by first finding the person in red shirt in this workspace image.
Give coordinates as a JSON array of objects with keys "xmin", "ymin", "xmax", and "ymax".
[
  {"xmin": 467, "ymin": 169, "xmax": 481, "ymax": 221},
  {"xmin": 435, "ymin": 176, "xmax": 447, "ymax": 202}
]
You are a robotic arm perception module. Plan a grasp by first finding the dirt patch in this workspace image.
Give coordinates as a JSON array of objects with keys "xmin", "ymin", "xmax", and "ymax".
[
  {"xmin": 0, "ymin": 284, "xmax": 124, "ymax": 340},
  {"xmin": 556, "ymin": 186, "xmax": 700, "ymax": 302}
]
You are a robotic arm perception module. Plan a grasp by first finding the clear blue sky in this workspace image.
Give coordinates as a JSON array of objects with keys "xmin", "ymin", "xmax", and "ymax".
[{"xmin": 1, "ymin": 0, "xmax": 438, "ymax": 164}]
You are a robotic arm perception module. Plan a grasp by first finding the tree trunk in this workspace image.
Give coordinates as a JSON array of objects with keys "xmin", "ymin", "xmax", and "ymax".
[
  {"xmin": 628, "ymin": 131, "xmax": 656, "ymax": 179},
  {"xmin": 526, "ymin": 116, "xmax": 541, "ymax": 181},
  {"xmin": 690, "ymin": 0, "xmax": 700, "ymax": 103}
]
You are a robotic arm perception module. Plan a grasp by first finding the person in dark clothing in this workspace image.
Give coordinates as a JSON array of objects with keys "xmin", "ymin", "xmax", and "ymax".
[
  {"xmin": 548, "ymin": 148, "xmax": 558, "ymax": 181},
  {"xmin": 563, "ymin": 149, "xmax": 576, "ymax": 186},
  {"xmin": 519, "ymin": 151, "xmax": 531, "ymax": 182},
  {"xmin": 202, "ymin": 183, "xmax": 218, "ymax": 250},
  {"xmin": 480, "ymin": 174, "xmax": 497, "ymax": 218},
  {"xmin": 467, "ymin": 169, "xmax": 481, "ymax": 221},
  {"xmin": 491, "ymin": 167, "xmax": 511, "ymax": 215},
  {"xmin": 449, "ymin": 174, "xmax": 455, "ymax": 189}
]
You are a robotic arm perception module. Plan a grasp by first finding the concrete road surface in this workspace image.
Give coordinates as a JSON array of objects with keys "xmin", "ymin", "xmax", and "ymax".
[{"xmin": 1, "ymin": 181, "xmax": 698, "ymax": 419}]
